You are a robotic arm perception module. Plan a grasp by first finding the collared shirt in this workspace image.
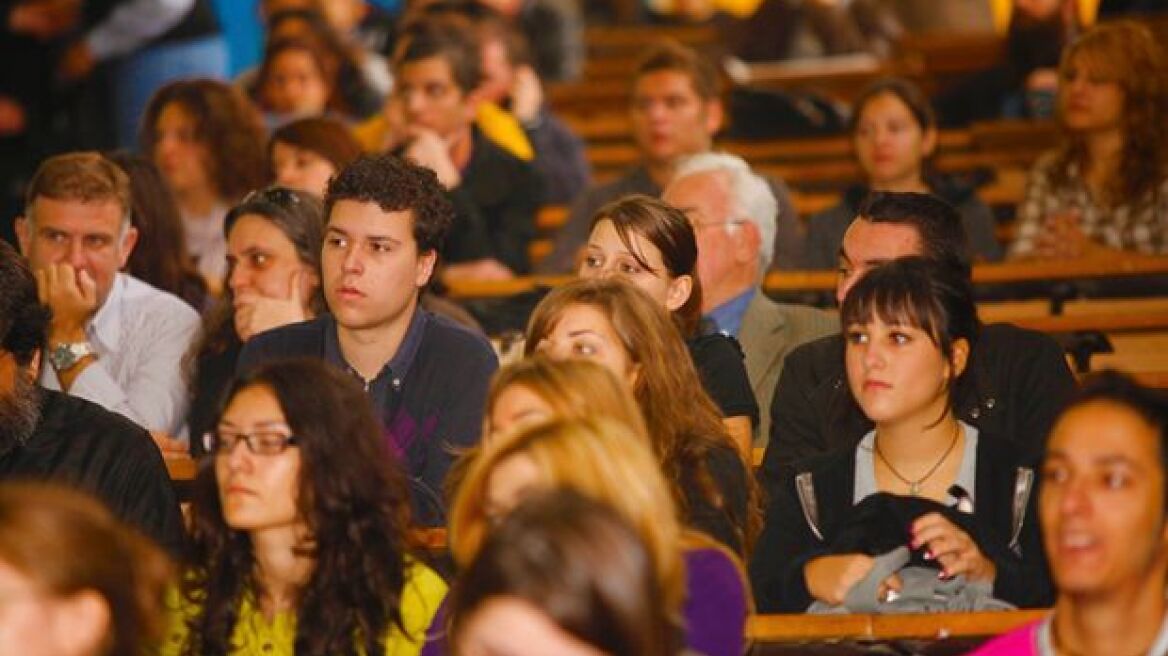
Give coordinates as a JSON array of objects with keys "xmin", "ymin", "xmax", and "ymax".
[
  {"xmin": 322, "ymin": 309, "xmax": 428, "ymax": 457},
  {"xmin": 237, "ymin": 310, "xmax": 499, "ymax": 526},
  {"xmin": 40, "ymin": 273, "xmax": 200, "ymax": 435},
  {"xmin": 706, "ymin": 287, "xmax": 757, "ymax": 338}
]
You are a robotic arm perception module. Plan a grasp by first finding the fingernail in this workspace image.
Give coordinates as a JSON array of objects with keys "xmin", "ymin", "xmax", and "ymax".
[{"xmin": 923, "ymin": 550, "xmax": 933, "ymax": 560}]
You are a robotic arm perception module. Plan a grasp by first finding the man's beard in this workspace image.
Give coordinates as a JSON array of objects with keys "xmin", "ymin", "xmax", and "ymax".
[{"xmin": 0, "ymin": 371, "xmax": 42, "ymax": 454}]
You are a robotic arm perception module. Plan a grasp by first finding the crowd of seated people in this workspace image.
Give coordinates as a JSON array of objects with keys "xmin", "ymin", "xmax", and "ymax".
[{"xmin": 0, "ymin": 5, "xmax": 1167, "ymax": 655}]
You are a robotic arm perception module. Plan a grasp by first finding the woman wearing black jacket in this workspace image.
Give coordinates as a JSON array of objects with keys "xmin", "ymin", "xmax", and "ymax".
[{"xmin": 750, "ymin": 257, "xmax": 1052, "ymax": 612}]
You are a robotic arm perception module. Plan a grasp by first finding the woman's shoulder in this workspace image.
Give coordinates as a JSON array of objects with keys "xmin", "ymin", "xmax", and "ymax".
[
  {"xmin": 382, "ymin": 560, "xmax": 449, "ymax": 656},
  {"xmin": 402, "ymin": 560, "xmax": 449, "ymax": 605}
]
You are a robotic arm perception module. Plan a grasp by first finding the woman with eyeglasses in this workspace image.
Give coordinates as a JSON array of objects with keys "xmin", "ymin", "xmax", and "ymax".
[
  {"xmin": 577, "ymin": 195, "xmax": 758, "ymax": 454},
  {"xmin": 164, "ymin": 358, "xmax": 446, "ymax": 656},
  {"xmin": 184, "ymin": 186, "xmax": 326, "ymax": 456}
]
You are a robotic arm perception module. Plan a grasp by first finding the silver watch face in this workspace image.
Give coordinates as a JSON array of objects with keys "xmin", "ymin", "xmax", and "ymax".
[{"xmin": 50, "ymin": 343, "xmax": 89, "ymax": 370}]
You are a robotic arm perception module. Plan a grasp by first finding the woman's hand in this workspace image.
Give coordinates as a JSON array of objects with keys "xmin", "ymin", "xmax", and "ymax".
[
  {"xmin": 804, "ymin": 553, "xmax": 901, "ymax": 606},
  {"xmin": 911, "ymin": 512, "xmax": 997, "ymax": 583},
  {"xmin": 234, "ymin": 270, "xmax": 311, "ymax": 342}
]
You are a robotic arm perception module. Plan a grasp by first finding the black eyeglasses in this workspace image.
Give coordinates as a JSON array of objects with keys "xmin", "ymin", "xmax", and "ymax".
[{"xmin": 203, "ymin": 430, "xmax": 299, "ymax": 456}]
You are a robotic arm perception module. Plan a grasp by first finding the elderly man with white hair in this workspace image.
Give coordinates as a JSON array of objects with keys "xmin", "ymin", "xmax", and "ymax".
[{"xmin": 663, "ymin": 153, "xmax": 837, "ymax": 444}]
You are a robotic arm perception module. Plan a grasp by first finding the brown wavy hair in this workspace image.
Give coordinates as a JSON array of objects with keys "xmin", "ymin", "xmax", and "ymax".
[
  {"xmin": 1053, "ymin": 20, "xmax": 1168, "ymax": 205},
  {"xmin": 141, "ymin": 79, "xmax": 269, "ymax": 203},
  {"xmin": 525, "ymin": 278, "xmax": 759, "ymax": 552},
  {"xmin": 180, "ymin": 358, "xmax": 418, "ymax": 656}
]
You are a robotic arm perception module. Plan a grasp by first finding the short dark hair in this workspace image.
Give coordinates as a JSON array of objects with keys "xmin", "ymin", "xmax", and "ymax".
[
  {"xmin": 450, "ymin": 489, "xmax": 679, "ymax": 656},
  {"xmin": 0, "ymin": 241, "xmax": 49, "ymax": 366},
  {"xmin": 841, "ymin": 256, "xmax": 979, "ymax": 406},
  {"xmin": 324, "ymin": 154, "xmax": 455, "ymax": 254},
  {"xmin": 393, "ymin": 17, "xmax": 483, "ymax": 94},
  {"xmin": 633, "ymin": 40, "xmax": 722, "ymax": 101},
  {"xmin": 856, "ymin": 191, "xmax": 971, "ymax": 275},
  {"xmin": 850, "ymin": 77, "xmax": 936, "ymax": 134},
  {"xmin": 1059, "ymin": 371, "xmax": 1168, "ymax": 503}
]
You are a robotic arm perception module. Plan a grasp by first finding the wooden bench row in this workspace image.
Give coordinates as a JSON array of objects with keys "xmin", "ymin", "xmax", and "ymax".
[{"xmin": 445, "ymin": 255, "xmax": 1168, "ymax": 299}]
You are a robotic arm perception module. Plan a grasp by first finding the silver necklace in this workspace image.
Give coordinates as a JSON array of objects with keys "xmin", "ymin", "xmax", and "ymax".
[{"xmin": 874, "ymin": 423, "xmax": 962, "ymax": 496}]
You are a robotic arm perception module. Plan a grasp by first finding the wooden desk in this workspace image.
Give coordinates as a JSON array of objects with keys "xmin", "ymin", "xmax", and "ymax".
[
  {"xmin": 165, "ymin": 455, "xmax": 196, "ymax": 481},
  {"xmin": 748, "ymin": 609, "xmax": 1046, "ymax": 642}
]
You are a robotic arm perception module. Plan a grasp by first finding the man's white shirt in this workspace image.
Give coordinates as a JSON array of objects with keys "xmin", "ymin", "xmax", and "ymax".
[{"xmin": 39, "ymin": 273, "xmax": 200, "ymax": 436}]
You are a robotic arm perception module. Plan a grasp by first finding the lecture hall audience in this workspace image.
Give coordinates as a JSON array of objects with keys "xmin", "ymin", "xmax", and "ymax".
[
  {"xmin": 0, "ymin": 482, "xmax": 171, "ymax": 656},
  {"xmin": 763, "ymin": 191, "xmax": 1077, "ymax": 487},
  {"xmin": 539, "ymin": 41, "xmax": 803, "ymax": 274},
  {"xmin": 15, "ymin": 152, "xmax": 201, "ymax": 437},
  {"xmin": 0, "ymin": 239, "xmax": 184, "ymax": 555},
  {"xmin": 4, "ymin": 5, "xmax": 1168, "ymax": 654},
  {"xmin": 186, "ymin": 186, "xmax": 326, "ymax": 452},
  {"xmin": 446, "ymin": 357, "xmax": 747, "ymax": 653},
  {"xmin": 450, "ymin": 489, "xmax": 678, "ymax": 655}
]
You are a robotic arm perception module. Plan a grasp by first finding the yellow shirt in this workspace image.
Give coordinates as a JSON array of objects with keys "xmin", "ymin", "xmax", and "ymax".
[
  {"xmin": 161, "ymin": 561, "xmax": 447, "ymax": 656},
  {"xmin": 353, "ymin": 102, "xmax": 534, "ymax": 161}
]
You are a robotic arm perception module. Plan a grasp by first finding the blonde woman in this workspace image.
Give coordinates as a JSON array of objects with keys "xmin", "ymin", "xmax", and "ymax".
[{"xmin": 445, "ymin": 416, "xmax": 749, "ymax": 656}]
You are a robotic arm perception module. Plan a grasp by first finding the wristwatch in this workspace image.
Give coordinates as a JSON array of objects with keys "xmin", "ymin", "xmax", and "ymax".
[{"xmin": 48, "ymin": 341, "xmax": 94, "ymax": 371}]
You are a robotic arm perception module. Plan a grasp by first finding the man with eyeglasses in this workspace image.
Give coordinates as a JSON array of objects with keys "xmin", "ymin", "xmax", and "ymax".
[
  {"xmin": 662, "ymin": 152, "xmax": 837, "ymax": 444},
  {"xmin": 13, "ymin": 152, "xmax": 200, "ymax": 437},
  {"xmin": 0, "ymin": 239, "xmax": 184, "ymax": 556},
  {"xmin": 238, "ymin": 154, "xmax": 499, "ymax": 527}
]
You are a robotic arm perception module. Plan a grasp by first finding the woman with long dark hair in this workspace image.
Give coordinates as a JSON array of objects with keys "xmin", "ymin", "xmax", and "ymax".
[{"xmin": 165, "ymin": 358, "xmax": 446, "ymax": 655}]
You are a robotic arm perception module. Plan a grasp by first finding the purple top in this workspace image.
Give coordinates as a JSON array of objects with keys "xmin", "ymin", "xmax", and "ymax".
[{"xmin": 420, "ymin": 546, "xmax": 749, "ymax": 656}]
